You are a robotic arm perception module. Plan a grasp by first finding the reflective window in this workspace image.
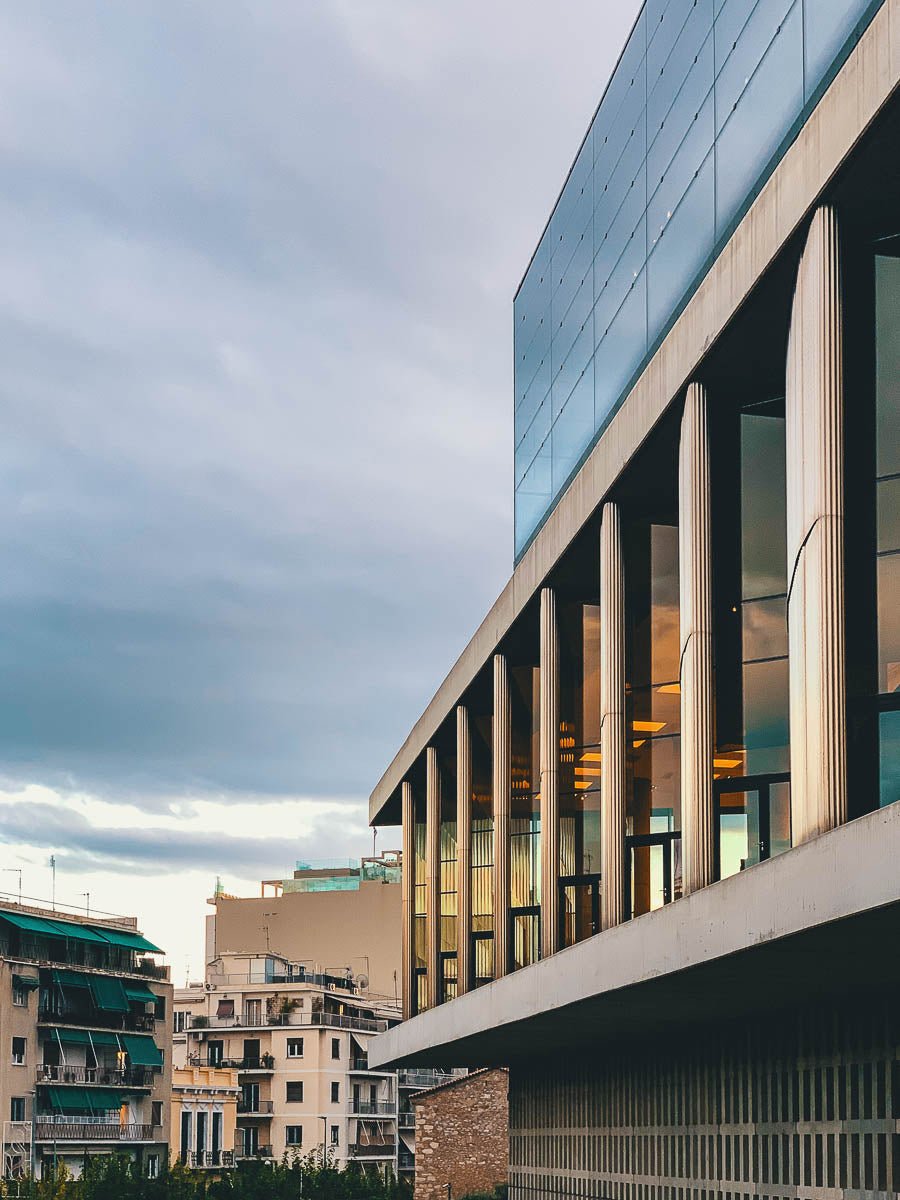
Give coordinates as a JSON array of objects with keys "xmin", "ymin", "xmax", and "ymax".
[
  {"xmin": 626, "ymin": 522, "xmax": 682, "ymax": 916},
  {"xmin": 510, "ymin": 664, "xmax": 541, "ymax": 971},
  {"xmin": 470, "ymin": 715, "xmax": 494, "ymax": 988},
  {"xmin": 413, "ymin": 794, "xmax": 427, "ymax": 1013},
  {"xmin": 560, "ymin": 601, "xmax": 603, "ymax": 947},
  {"xmin": 438, "ymin": 756, "xmax": 457, "ymax": 1004},
  {"xmin": 514, "ymin": 0, "xmax": 886, "ymax": 558}
]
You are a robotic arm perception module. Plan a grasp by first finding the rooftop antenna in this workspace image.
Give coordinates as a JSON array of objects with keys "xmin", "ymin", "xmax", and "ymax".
[
  {"xmin": 49, "ymin": 855, "xmax": 56, "ymax": 908},
  {"xmin": 80, "ymin": 892, "xmax": 90, "ymax": 918}
]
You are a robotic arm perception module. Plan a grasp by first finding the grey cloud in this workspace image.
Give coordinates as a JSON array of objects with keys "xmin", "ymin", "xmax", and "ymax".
[{"xmin": 0, "ymin": 1, "xmax": 640, "ymax": 811}]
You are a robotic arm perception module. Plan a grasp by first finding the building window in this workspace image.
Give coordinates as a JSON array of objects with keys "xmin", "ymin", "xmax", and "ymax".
[
  {"xmin": 11, "ymin": 987, "xmax": 27, "ymax": 1008},
  {"xmin": 216, "ymin": 998, "xmax": 234, "ymax": 1020},
  {"xmin": 330, "ymin": 1125, "xmax": 339, "ymax": 1146},
  {"xmin": 286, "ymin": 1126, "xmax": 302, "ymax": 1147},
  {"xmin": 331, "ymin": 1037, "xmax": 340, "ymax": 1060},
  {"xmin": 147, "ymin": 1155, "xmax": 159, "ymax": 1179},
  {"xmin": 331, "ymin": 1082, "xmax": 340, "ymax": 1103},
  {"xmin": 173, "ymin": 1011, "xmax": 187, "ymax": 1033},
  {"xmin": 10, "ymin": 1098, "xmax": 25, "ymax": 1122},
  {"xmin": 11, "ymin": 1038, "xmax": 25, "ymax": 1066},
  {"xmin": 286, "ymin": 1081, "xmax": 303, "ymax": 1103},
  {"xmin": 151, "ymin": 1101, "xmax": 163, "ymax": 1127},
  {"xmin": 287, "ymin": 1038, "xmax": 304, "ymax": 1058},
  {"xmin": 510, "ymin": 660, "xmax": 541, "ymax": 972}
]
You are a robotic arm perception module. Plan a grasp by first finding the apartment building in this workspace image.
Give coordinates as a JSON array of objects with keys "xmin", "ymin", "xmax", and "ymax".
[
  {"xmin": 367, "ymin": 0, "xmax": 900, "ymax": 1195},
  {"xmin": 170, "ymin": 1064, "xmax": 240, "ymax": 1171},
  {"xmin": 0, "ymin": 902, "xmax": 171, "ymax": 1181},
  {"xmin": 174, "ymin": 856, "xmax": 461, "ymax": 1180}
]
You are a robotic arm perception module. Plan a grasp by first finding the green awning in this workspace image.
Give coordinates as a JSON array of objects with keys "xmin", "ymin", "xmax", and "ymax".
[
  {"xmin": 123, "ymin": 983, "xmax": 157, "ymax": 1006},
  {"xmin": 88, "ymin": 1031, "xmax": 121, "ymax": 1048},
  {"xmin": 12, "ymin": 973, "xmax": 39, "ymax": 990},
  {"xmin": 0, "ymin": 910, "xmax": 65, "ymax": 937},
  {"xmin": 43, "ymin": 1086, "xmax": 126, "ymax": 1114},
  {"xmin": 94, "ymin": 927, "xmax": 163, "ymax": 954},
  {"xmin": 45, "ymin": 919, "xmax": 110, "ymax": 944},
  {"xmin": 52, "ymin": 968, "xmax": 91, "ymax": 989},
  {"xmin": 120, "ymin": 1034, "xmax": 163, "ymax": 1068},
  {"xmin": 54, "ymin": 1028, "xmax": 92, "ymax": 1045},
  {"xmin": 89, "ymin": 975, "xmax": 128, "ymax": 1013}
]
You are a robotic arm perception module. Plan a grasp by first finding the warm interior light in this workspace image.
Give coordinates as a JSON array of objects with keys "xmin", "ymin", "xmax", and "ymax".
[
  {"xmin": 632, "ymin": 720, "xmax": 666, "ymax": 732},
  {"xmin": 713, "ymin": 757, "xmax": 742, "ymax": 769},
  {"xmin": 580, "ymin": 752, "xmax": 602, "ymax": 763},
  {"xmin": 632, "ymin": 739, "xmax": 646, "ymax": 749},
  {"xmin": 574, "ymin": 767, "xmax": 602, "ymax": 777},
  {"xmin": 656, "ymin": 683, "xmax": 680, "ymax": 694},
  {"xmin": 574, "ymin": 781, "xmax": 593, "ymax": 790}
]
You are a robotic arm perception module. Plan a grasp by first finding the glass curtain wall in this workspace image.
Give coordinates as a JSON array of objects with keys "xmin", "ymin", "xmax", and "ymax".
[
  {"xmin": 625, "ymin": 521, "xmax": 681, "ymax": 916},
  {"xmin": 559, "ymin": 601, "xmax": 603, "ymax": 946},
  {"xmin": 715, "ymin": 400, "xmax": 791, "ymax": 877},
  {"xmin": 510, "ymin": 665, "xmax": 541, "ymax": 970},
  {"xmin": 438, "ymin": 755, "xmax": 458, "ymax": 1003},
  {"xmin": 470, "ymin": 717, "xmax": 494, "ymax": 987},
  {"xmin": 413, "ymin": 795, "xmax": 427, "ymax": 1014},
  {"xmin": 874, "ymin": 240, "xmax": 900, "ymax": 805}
]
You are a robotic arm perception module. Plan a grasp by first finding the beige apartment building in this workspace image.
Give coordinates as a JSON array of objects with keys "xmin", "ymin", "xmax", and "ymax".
[
  {"xmin": 0, "ymin": 902, "xmax": 171, "ymax": 1181},
  {"xmin": 170, "ymin": 1064, "xmax": 239, "ymax": 1170},
  {"xmin": 173, "ymin": 855, "xmax": 461, "ymax": 1180}
]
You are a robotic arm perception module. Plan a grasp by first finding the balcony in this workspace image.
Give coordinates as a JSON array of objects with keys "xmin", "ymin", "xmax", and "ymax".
[
  {"xmin": 38, "ymin": 1008, "xmax": 156, "ymax": 1034},
  {"xmin": 349, "ymin": 1141, "xmax": 395, "ymax": 1159},
  {"xmin": 134, "ymin": 959, "xmax": 169, "ymax": 981},
  {"xmin": 187, "ymin": 1151, "xmax": 234, "ymax": 1168},
  {"xmin": 398, "ymin": 1112, "xmax": 415, "ymax": 1129},
  {"xmin": 398, "ymin": 1151, "xmax": 415, "ymax": 1171},
  {"xmin": 187, "ymin": 1055, "xmax": 275, "ymax": 1071},
  {"xmin": 36, "ymin": 1065, "xmax": 154, "ymax": 1089},
  {"xmin": 311, "ymin": 1011, "xmax": 386, "ymax": 1033},
  {"xmin": 350, "ymin": 1101, "xmax": 396, "ymax": 1116},
  {"xmin": 34, "ymin": 1121, "xmax": 154, "ymax": 1142},
  {"xmin": 189, "ymin": 1011, "xmax": 386, "ymax": 1034},
  {"xmin": 236, "ymin": 1145, "xmax": 272, "ymax": 1160},
  {"xmin": 237, "ymin": 1100, "xmax": 274, "ymax": 1116},
  {"xmin": 397, "ymin": 1069, "xmax": 455, "ymax": 1088}
]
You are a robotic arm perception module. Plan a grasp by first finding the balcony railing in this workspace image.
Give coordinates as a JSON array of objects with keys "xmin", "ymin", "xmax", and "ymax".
[
  {"xmin": 237, "ymin": 1100, "xmax": 274, "ymax": 1115},
  {"xmin": 36, "ymin": 1065, "xmax": 154, "ymax": 1088},
  {"xmin": 350, "ymin": 1101, "xmax": 396, "ymax": 1116},
  {"xmin": 135, "ymin": 959, "xmax": 169, "ymax": 981},
  {"xmin": 397, "ymin": 1069, "xmax": 456, "ymax": 1088},
  {"xmin": 398, "ymin": 1151, "xmax": 415, "ymax": 1171},
  {"xmin": 236, "ymin": 1145, "xmax": 272, "ymax": 1159},
  {"xmin": 34, "ymin": 1121, "xmax": 154, "ymax": 1142},
  {"xmin": 349, "ymin": 1141, "xmax": 395, "ymax": 1158},
  {"xmin": 311, "ymin": 1011, "xmax": 386, "ymax": 1033},
  {"xmin": 38, "ymin": 1008, "xmax": 156, "ymax": 1034},
  {"xmin": 189, "ymin": 1011, "xmax": 386, "ymax": 1034},
  {"xmin": 350, "ymin": 1057, "xmax": 369, "ymax": 1071},
  {"xmin": 188, "ymin": 1055, "xmax": 275, "ymax": 1071},
  {"xmin": 187, "ymin": 1150, "xmax": 234, "ymax": 1168},
  {"xmin": 398, "ymin": 1112, "xmax": 415, "ymax": 1128}
]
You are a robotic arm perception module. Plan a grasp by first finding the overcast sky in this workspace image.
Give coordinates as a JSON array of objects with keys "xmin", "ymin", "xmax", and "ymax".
[{"xmin": 0, "ymin": 1, "xmax": 640, "ymax": 978}]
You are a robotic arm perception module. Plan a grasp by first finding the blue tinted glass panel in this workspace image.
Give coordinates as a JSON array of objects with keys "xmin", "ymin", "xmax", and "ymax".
[{"xmin": 514, "ymin": 0, "xmax": 886, "ymax": 556}]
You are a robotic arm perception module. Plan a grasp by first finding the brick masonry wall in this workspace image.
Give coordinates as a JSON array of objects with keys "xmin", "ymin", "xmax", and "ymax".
[{"xmin": 413, "ymin": 1068, "xmax": 509, "ymax": 1200}]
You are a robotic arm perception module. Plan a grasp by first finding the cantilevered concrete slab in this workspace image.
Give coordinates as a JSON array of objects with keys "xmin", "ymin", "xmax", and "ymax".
[{"xmin": 369, "ymin": 802, "xmax": 900, "ymax": 1069}]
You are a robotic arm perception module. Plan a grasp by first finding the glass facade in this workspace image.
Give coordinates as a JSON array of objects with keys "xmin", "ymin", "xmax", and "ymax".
[
  {"xmin": 875, "ymin": 245, "xmax": 900, "ymax": 806},
  {"xmin": 438, "ymin": 758, "xmax": 458, "ymax": 1003},
  {"xmin": 625, "ymin": 522, "xmax": 681, "ymax": 916},
  {"xmin": 513, "ymin": 0, "xmax": 885, "ymax": 558},
  {"xmin": 510, "ymin": 665, "xmax": 541, "ymax": 971},
  {"xmin": 559, "ymin": 601, "xmax": 603, "ymax": 946},
  {"xmin": 715, "ymin": 400, "xmax": 791, "ymax": 877},
  {"xmin": 470, "ymin": 716, "xmax": 494, "ymax": 988},
  {"xmin": 413, "ymin": 796, "xmax": 427, "ymax": 1014}
]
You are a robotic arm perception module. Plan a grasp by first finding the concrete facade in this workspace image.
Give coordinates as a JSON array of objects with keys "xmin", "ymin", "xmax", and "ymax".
[{"xmin": 412, "ymin": 1069, "xmax": 509, "ymax": 1200}]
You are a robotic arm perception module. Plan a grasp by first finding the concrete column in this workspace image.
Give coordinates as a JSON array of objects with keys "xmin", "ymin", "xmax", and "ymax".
[
  {"xmin": 425, "ymin": 746, "xmax": 441, "ymax": 1008},
  {"xmin": 786, "ymin": 205, "xmax": 847, "ymax": 844},
  {"xmin": 600, "ymin": 502, "xmax": 627, "ymax": 930},
  {"xmin": 456, "ymin": 704, "xmax": 473, "ymax": 996},
  {"xmin": 400, "ymin": 781, "xmax": 415, "ymax": 1020},
  {"xmin": 679, "ymin": 382, "xmax": 715, "ymax": 893},
  {"xmin": 492, "ymin": 653, "xmax": 512, "ymax": 978},
  {"xmin": 540, "ymin": 587, "xmax": 560, "ymax": 958}
]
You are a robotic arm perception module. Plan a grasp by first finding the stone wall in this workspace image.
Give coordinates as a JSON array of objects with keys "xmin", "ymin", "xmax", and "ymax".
[{"xmin": 413, "ymin": 1068, "xmax": 509, "ymax": 1200}]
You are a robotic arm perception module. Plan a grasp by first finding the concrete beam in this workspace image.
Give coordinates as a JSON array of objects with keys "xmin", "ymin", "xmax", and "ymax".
[{"xmin": 368, "ymin": 802, "xmax": 900, "ymax": 1069}]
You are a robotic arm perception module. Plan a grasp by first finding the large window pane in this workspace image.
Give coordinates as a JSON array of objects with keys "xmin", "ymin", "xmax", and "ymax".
[
  {"xmin": 879, "ymin": 711, "xmax": 900, "ymax": 808},
  {"xmin": 877, "ymin": 555, "xmax": 900, "ymax": 695}
]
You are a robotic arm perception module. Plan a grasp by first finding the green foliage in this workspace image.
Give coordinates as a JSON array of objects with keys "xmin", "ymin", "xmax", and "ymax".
[{"xmin": 0, "ymin": 1155, "xmax": 412, "ymax": 1200}]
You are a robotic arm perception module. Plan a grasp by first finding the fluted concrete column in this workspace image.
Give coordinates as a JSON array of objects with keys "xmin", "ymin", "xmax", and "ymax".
[
  {"xmin": 679, "ymin": 383, "xmax": 715, "ymax": 893},
  {"xmin": 540, "ymin": 587, "xmax": 560, "ymax": 958},
  {"xmin": 600, "ymin": 502, "xmax": 627, "ymax": 930},
  {"xmin": 492, "ymin": 653, "xmax": 512, "ymax": 978},
  {"xmin": 425, "ymin": 747, "xmax": 441, "ymax": 1008},
  {"xmin": 400, "ymin": 781, "xmax": 415, "ymax": 1020},
  {"xmin": 786, "ymin": 205, "xmax": 847, "ymax": 844},
  {"xmin": 456, "ymin": 705, "xmax": 472, "ymax": 996}
]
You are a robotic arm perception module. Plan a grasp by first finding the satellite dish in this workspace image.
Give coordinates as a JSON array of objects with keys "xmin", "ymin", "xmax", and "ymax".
[{"xmin": 356, "ymin": 974, "xmax": 369, "ymax": 990}]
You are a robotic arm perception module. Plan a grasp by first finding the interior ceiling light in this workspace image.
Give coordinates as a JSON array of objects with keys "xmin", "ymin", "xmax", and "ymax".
[{"xmin": 632, "ymin": 720, "xmax": 666, "ymax": 732}]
